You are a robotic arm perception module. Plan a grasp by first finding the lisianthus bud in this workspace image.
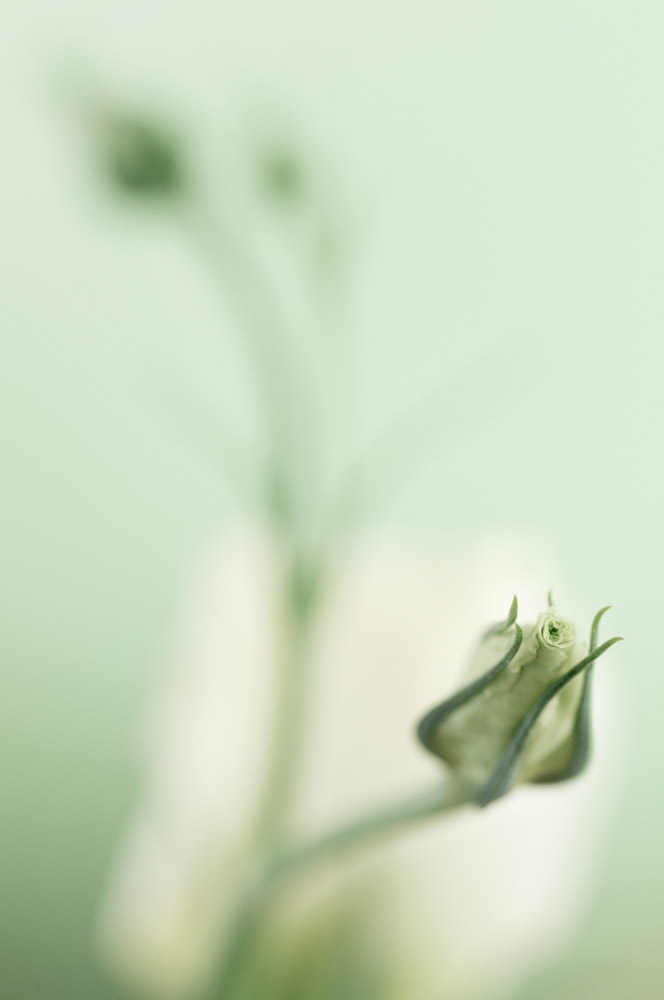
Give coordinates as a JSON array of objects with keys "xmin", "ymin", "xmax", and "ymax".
[
  {"xmin": 417, "ymin": 599, "xmax": 621, "ymax": 806},
  {"xmin": 259, "ymin": 146, "xmax": 307, "ymax": 204},
  {"xmin": 96, "ymin": 111, "xmax": 188, "ymax": 199}
]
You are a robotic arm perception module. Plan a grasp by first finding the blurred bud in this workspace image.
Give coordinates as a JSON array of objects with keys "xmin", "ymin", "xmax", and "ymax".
[
  {"xmin": 417, "ymin": 599, "xmax": 621, "ymax": 807},
  {"xmin": 258, "ymin": 145, "xmax": 307, "ymax": 204},
  {"xmin": 96, "ymin": 112, "xmax": 188, "ymax": 199}
]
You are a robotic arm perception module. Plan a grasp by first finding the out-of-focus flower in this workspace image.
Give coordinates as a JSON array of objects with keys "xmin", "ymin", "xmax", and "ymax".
[
  {"xmin": 96, "ymin": 529, "xmax": 619, "ymax": 1000},
  {"xmin": 417, "ymin": 602, "xmax": 620, "ymax": 806}
]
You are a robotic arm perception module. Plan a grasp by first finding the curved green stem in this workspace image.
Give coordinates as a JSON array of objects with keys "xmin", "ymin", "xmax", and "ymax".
[
  {"xmin": 270, "ymin": 780, "xmax": 471, "ymax": 882},
  {"xmin": 214, "ymin": 780, "xmax": 470, "ymax": 997}
]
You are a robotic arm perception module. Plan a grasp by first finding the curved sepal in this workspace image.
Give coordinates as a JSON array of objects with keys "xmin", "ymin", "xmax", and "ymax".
[
  {"xmin": 475, "ymin": 634, "xmax": 622, "ymax": 807},
  {"xmin": 482, "ymin": 594, "xmax": 519, "ymax": 639},
  {"xmin": 530, "ymin": 605, "xmax": 612, "ymax": 784},
  {"xmin": 417, "ymin": 610, "xmax": 523, "ymax": 755}
]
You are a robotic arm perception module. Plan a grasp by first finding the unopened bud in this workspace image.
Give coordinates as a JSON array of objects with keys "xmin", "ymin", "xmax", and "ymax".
[
  {"xmin": 417, "ymin": 598, "xmax": 621, "ymax": 807},
  {"xmin": 97, "ymin": 111, "xmax": 188, "ymax": 199}
]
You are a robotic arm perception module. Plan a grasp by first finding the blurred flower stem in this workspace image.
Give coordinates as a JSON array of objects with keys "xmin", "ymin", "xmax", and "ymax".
[
  {"xmin": 251, "ymin": 556, "xmax": 321, "ymax": 851},
  {"xmin": 178, "ymin": 190, "xmax": 325, "ymax": 853},
  {"xmin": 171, "ymin": 189, "xmax": 342, "ymax": 994},
  {"xmin": 180, "ymin": 193, "xmax": 315, "ymax": 537},
  {"xmin": 171, "ymin": 180, "xmax": 474, "ymax": 999},
  {"xmin": 213, "ymin": 782, "xmax": 471, "ymax": 997}
]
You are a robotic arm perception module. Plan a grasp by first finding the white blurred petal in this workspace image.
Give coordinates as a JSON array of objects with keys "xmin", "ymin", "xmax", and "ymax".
[{"xmin": 97, "ymin": 528, "xmax": 280, "ymax": 996}]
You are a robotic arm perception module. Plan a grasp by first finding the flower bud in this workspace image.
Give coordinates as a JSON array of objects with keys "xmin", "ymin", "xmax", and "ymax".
[
  {"xmin": 96, "ymin": 111, "xmax": 188, "ymax": 199},
  {"xmin": 259, "ymin": 146, "xmax": 307, "ymax": 203},
  {"xmin": 417, "ymin": 599, "xmax": 621, "ymax": 807}
]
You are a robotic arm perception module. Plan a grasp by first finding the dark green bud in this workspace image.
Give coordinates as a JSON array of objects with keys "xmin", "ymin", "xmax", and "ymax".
[{"xmin": 98, "ymin": 113, "xmax": 188, "ymax": 199}]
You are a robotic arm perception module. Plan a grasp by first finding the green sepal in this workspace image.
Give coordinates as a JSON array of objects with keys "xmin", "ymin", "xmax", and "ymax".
[
  {"xmin": 482, "ymin": 594, "xmax": 518, "ymax": 639},
  {"xmin": 474, "ymin": 633, "xmax": 622, "ymax": 807},
  {"xmin": 531, "ymin": 605, "xmax": 612, "ymax": 785},
  {"xmin": 417, "ymin": 616, "xmax": 523, "ymax": 754}
]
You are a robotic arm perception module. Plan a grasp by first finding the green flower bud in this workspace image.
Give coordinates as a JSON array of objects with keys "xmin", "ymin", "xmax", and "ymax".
[
  {"xmin": 417, "ymin": 598, "xmax": 621, "ymax": 807},
  {"xmin": 97, "ymin": 112, "xmax": 188, "ymax": 199},
  {"xmin": 259, "ymin": 146, "xmax": 307, "ymax": 204}
]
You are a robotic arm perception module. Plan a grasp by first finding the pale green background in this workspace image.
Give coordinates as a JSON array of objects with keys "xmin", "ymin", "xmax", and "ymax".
[{"xmin": 1, "ymin": 3, "xmax": 662, "ymax": 998}]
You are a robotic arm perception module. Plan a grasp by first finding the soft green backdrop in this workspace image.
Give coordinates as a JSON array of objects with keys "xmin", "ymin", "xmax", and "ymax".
[{"xmin": 2, "ymin": 2, "xmax": 662, "ymax": 998}]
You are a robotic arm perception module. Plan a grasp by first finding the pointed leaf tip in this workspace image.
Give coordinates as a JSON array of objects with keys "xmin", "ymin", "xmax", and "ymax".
[
  {"xmin": 506, "ymin": 594, "xmax": 518, "ymax": 627},
  {"xmin": 590, "ymin": 605, "xmax": 613, "ymax": 652},
  {"xmin": 482, "ymin": 594, "xmax": 519, "ymax": 638}
]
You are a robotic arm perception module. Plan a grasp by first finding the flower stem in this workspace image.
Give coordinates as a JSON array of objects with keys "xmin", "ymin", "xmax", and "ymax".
[
  {"xmin": 179, "ymin": 193, "xmax": 315, "ymax": 531},
  {"xmin": 271, "ymin": 779, "xmax": 471, "ymax": 881},
  {"xmin": 251, "ymin": 554, "xmax": 321, "ymax": 851},
  {"xmin": 213, "ymin": 780, "xmax": 470, "ymax": 997}
]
